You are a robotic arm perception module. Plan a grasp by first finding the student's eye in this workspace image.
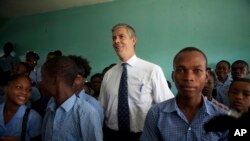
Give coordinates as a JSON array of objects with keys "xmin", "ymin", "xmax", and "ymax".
[
  {"xmin": 230, "ymin": 90, "xmax": 238, "ymax": 95},
  {"xmin": 194, "ymin": 69, "xmax": 202, "ymax": 73},
  {"xmin": 175, "ymin": 68, "xmax": 184, "ymax": 73},
  {"xmin": 26, "ymin": 88, "xmax": 32, "ymax": 93},
  {"xmin": 240, "ymin": 68, "xmax": 246, "ymax": 72},
  {"xmin": 243, "ymin": 92, "xmax": 250, "ymax": 96},
  {"xmin": 15, "ymin": 85, "xmax": 21, "ymax": 89}
]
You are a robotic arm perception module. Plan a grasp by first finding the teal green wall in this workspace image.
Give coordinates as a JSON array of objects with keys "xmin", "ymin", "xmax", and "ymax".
[{"xmin": 0, "ymin": 0, "xmax": 250, "ymax": 93}]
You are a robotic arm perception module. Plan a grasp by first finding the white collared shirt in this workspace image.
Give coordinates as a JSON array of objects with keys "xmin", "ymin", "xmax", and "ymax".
[{"xmin": 99, "ymin": 55, "xmax": 174, "ymax": 132}]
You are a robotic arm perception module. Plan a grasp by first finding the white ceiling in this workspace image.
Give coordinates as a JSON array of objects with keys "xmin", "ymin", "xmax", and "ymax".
[{"xmin": 0, "ymin": 0, "xmax": 113, "ymax": 18}]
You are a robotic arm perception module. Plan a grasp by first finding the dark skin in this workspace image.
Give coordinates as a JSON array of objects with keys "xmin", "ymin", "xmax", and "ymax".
[
  {"xmin": 40, "ymin": 67, "xmax": 75, "ymax": 107},
  {"xmin": 215, "ymin": 62, "xmax": 230, "ymax": 83},
  {"xmin": 4, "ymin": 103, "xmax": 19, "ymax": 125},
  {"xmin": 172, "ymin": 51, "xmax": 208, "ymax": 123},
  {"xmin": 1, "ymin": 76, "xmax": 41, "ymax": 141}
]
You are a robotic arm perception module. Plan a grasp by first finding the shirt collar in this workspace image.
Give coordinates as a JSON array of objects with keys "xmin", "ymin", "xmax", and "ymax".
[
  {"xmin": 47, "ymin": 94, "xmax": 77, "ymax": 112},
  {"xmin": 78, "ymin": 90, "xmax": 87, "ymax": 99},
  {"xmin": 0, "ymin": 103, "xmax": 26, "ymax": 118},
  {"xmin": 120, "ymin": 54, "xmax": 137, "ymax": 67},
  {"xmin": 162, "ymin": 96, "xmax": 213, "ymax": 115}
]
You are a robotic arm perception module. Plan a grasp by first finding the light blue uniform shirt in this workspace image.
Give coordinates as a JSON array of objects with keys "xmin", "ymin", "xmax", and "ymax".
[
  {"xmin": 140, "ymin": 97, "xmax": 228, "ymax": 141},
  {"xmin": 0, "ymin": 103, "xmax": 42, "ymax": 141},
  {"xmin": 0, "ymin": 55, "xmax": 18, "ymax": 72},
  {"xmin": 29, "ymin": 65, "xmax": 42, "ymax": 84},
  {"xmin": 78, "ymin": 90, "xmax": 104, "ymax": 126},
  {"xmin": 42, "ymin": 94, "xmax": 103, "ymax": 141},
  {"xmin": 216, "ymin": 76, "xmax": 232, "ymax": 107}
]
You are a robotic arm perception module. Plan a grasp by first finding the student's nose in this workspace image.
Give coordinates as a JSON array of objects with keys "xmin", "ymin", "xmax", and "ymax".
[
  {"xmin": 183, "ymin": 71, "xmax": 194, "ymax": 82},
  {"xmin": 234, "ymin": 92, "xmax": 244, "ymax": 100}
]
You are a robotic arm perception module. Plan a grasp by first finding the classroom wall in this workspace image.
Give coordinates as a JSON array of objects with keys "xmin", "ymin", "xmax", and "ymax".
[{"xmin": 0, "ymin": 0, "xmax": 250, "ymax": 94}]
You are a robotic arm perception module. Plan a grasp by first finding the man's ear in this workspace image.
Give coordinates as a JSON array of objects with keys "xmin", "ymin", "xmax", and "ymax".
[{"xmin": 132, "ymin": 37, "xmax": 136, "ymax": 47}]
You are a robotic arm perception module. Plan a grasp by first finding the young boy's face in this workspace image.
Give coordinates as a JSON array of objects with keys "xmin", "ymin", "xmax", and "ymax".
[
  {"xmin": 202, "ymin": 72, "xmax": 215, "ymax": 97},
  {"xmin": 172, "ymin": 51, "xmax": 208, "ymax": 97},
  {"xmin": 231, "ymin": 63, "xmax": 249, "ymax": 80},
  {"xmin": 228, "ymin": 81, "xmax": 250, "ymax": 113},
  {"xmin": 215, "ymin": 62, "xmax": 230, "ymax": 80},
  {"xmin": 5, "ymin": 76, "xmax": 31, "ymax": 106}
]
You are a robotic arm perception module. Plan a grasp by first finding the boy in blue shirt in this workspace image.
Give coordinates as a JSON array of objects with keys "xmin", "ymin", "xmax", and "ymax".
[
  {"xmin": 41, "ymin": 56, "xmax": 102, "ymax": 141},
  {"xmin": 141, "ymin": 47, "xmax": 228, "ymax": 141}
]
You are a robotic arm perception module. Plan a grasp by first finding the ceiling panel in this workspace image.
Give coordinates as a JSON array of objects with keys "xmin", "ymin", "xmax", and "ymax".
[{"xmin": 0, "ymin": 0, "xmax": 113, "ymax": 18}]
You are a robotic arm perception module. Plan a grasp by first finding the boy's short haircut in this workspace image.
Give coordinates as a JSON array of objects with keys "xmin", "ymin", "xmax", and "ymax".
[
  {"xmin": 232, "ymin": 60, "xmax": 249, "ymax": 70},
  {"xmin": 229, "ymin": 78, "xmax": 250, "ymax": 90}
]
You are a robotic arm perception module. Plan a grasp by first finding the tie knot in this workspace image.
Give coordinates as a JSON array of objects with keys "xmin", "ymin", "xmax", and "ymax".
[{"xmin": 122, "ymin": 63, "xmax": 127, "ymax": 68}]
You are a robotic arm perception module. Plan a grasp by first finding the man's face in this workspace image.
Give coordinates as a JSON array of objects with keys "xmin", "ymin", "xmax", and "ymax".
[
  {"xmin": 228, "ymin": 81, "xmax": 250, "ymax": 114},
  {"xmin": 172, "ymin": 51, "xmax": 208, "ymax": 97},
  {"xmin": 112, "ymin": 27, "xmax": 136, "ymax": 61},
  {"xmin": 231, "ymin": 63, "xmax": 249, "ymax": 80}
]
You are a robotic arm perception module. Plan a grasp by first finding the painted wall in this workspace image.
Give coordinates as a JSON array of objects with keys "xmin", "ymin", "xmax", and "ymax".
[{"xmin": 0, "ymin": 0, "xmax": 250, "ymax": 94}]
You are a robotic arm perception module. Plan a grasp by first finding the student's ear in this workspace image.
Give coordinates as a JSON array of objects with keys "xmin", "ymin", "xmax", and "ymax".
[
  {"xmin": 171, "ymin": 71, "xmax": 175, "ymax": 82},
  {"xmin": 74, "ymin": 74, "xmax": 82, "ymax": 86}
]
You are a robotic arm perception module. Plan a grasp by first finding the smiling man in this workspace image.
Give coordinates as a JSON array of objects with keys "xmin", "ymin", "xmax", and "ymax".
[{"xmin": 99, "ymin": 23, "xmax": 173, "ymax": 141}]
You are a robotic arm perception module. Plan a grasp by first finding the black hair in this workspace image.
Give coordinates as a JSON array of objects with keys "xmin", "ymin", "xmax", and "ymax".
[
  {"xmin": 216, "ymin": 60, "xmax": 231, "ymax": 69},
  {"xmin": 91, "ymin": 73, "xmax": 103, "ymax": 82},
  {"xmin": 232, "ymin": 60, "xmax": 249, "ymax": 70},
  {"xmin": 3, "ymin": 42, "xmax": 14, "ymax": 54},
  {"xmin": 7, "ymin": 74, "xmax": 31, "ymax": 86},
  {"xmin": 42, "ymin": 56, "xmax": 78, "ymax": 86},
  {"xmin": 54, "ymin": 50, "xmax": 62, "ymax": 56},
  {"xmin": 102, "ymin": 63, "xmax": 116, "ymax": 75},
  {"xmin": 173, "ymin": 47, "xmax": 207, "ymax": 68},
  {"xmin": 229, "ymin": 78, "xmax": 250, "ymax": 90},
  {"xmin": 68, "ymin": 55, "xmax": 91, "ymax": 78},
  {"xmin": 26, "ymin": 51, "xmax": 40, "ymax": 61}
]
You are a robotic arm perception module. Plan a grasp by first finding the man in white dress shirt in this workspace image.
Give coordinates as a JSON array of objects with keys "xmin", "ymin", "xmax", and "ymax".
[{"xmin": 99, "ymin": 23, "xmax": 174, "ymax": 141}]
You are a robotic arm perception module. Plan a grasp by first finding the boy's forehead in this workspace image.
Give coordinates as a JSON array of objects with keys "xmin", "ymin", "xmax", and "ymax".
[
  {"xmin": 174, "ymin": 51, "xmax": 206, "ymax": 66},
  {"xmin": 233, "ymin": 63, "xmax": 248, "ymax": 67},
  {"xmin": 231, "ymin": 81, "xmax": 250, "ymax": 89}
]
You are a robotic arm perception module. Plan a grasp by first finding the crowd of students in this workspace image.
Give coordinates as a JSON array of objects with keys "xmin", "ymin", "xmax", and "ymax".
[{"xmin": 0, "ymin": 23, "xmax": 249, "ymax": 141}]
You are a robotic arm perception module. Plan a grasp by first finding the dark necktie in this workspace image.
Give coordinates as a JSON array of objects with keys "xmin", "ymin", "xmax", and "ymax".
[{"xmin": 118, "ymin": 63, "xmax": 130, "ymax": 132}]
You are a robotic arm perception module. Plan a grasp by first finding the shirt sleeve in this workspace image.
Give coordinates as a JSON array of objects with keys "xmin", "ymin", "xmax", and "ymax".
[
  {"xmin": 79, "ymin": 103, "xmax": 103, "ymax": 141},
  {"xmin": 152, "ymin": 66, "xmax": 174, "ymax": 103},
  {"xmin": 140, "ymin": 106, "xmax": 161, "ymax": 141}
]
